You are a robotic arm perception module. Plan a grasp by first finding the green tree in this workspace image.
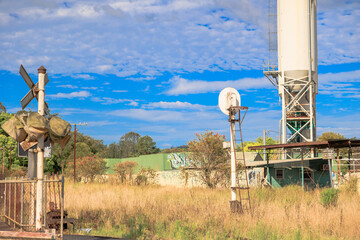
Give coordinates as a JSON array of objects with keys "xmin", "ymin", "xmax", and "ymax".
[
  {"xmin": 66, "ymin": 155, "xmax": 107, "ymax": 182},
  {"xmin": 0, "ymin": 111, "xmax": 24, "ymax": 175},
  {"xmin": 105, "ymin": 142, "xmax": 122, "ymax": 158},
  {"xmin": 114, "ymin": 161, "xmax": 138, "ymax": 183},
  {"xmin": 48, "ymin": 131, "xmax": 100, "ymax": 174},
  {"xmin": 76, "ymin": 133, "xmax": 107, "ymax": 156},
  {"xmin": 317, "ymin": 132, "xmax": 346, "ymax": 141},
  {"xmin": 74, "ymin": 142, "xmax": 92, "ymax": 159},
  {"xmin": 317, "ymin": 132, "xmax": 349, "ymax": 173},
  {"xmin": 136, "ymin": 135, "xmax": 160, "ymax": 155},
  {"xmin": 161, "ymin": 145, "xmax": 189, "ymax": 153},
  {"xmin": 119, "ymin": 131, "xmax": 140, "ymax": 158},
  {"xmin": 0, "ymin": 102, "xmax": 6, "ymax": 113},
  {"xmin": 238, "ymin": 136, "xmax": 278, "ymax": 152},
  {"xmin": 0, "ymin": 112, "xmax": 12, "ymax": 135},
  {"xmin": 186, "ymin": 131, "xmax": 229, "ymax": 188}
]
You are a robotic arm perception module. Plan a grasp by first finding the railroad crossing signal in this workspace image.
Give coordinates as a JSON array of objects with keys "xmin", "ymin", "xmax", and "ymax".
[{"xmin": 20, "ymin": 64, "xmax": 50, "ymax": 114}]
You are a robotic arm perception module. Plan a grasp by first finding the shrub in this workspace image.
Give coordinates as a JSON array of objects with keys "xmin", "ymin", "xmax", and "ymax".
[
  {"xmin": 320, "ymin": 188, "xmax": 340, "ymax": 207},
  {"xmin": 114, "ymin": 161, "xmax": 138, "ymax": 183},
  {"xmin": 135, "ymin": 167, "xmax": 158, "ymax": 185},
  {"xmin": 66, "ymin": 155, "xmax": 108, "ymax": 182},
  {"xmin": 186, "ymin": 131, "xmax": 229, "ymax": 188},
  {"xmin": 341, "ymin": 177, "xmax": 358, "ymax": 194},
  {"xmin": 10, "ymin": 166, "xmax": 27, "ymax": 178}
]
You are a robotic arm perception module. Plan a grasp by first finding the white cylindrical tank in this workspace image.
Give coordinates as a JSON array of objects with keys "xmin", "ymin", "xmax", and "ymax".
[{"xmin": 277, "ymin": 0, "xmax": 317, "ymax": 91}]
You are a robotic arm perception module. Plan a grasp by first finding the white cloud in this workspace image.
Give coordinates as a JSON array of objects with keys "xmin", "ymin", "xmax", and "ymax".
[
  {"xmin": 86, "ymin": 120, "xmax": 117, "ymax": 127},
  {"xmin": 57, "ymin": 84, "xmax": 78, "ymax": 89},
  {"xmin": 112, "ymin": 90, "xmax": 128, "ymax": 93},
  {"xmin": 127, "ymin": 100, "xmax": 139, "ymax": 107},
  {"xmin": 164, "ymin": 76, "xmax": 269, "ymax": 95},
  {"xmin": 126, "ymin": 76, "xmax": 156, "ymax": 81},
  {"xmin": 143, "ymin": 101, "xmax": 212, "ymax": 110},
  {"xmin": 51, "ymin": 107, "xmax": 100, "ymax": 116},
  {"xmin": 319, "ymin": 70, "xmax": 360, "ymax": 98},
  {"xmin": 99, "ymin": 97, "xmax": 139, "ymax": 106},
  {"xmin": 47, "ymin": 90, "xmax": 91, "ymax": 99},
  {"xmin": 82, "ymin": 86, "xmax": 98, "ymax": 90},
  {"xmin": 319, "ymin": 70, "xmax": 360, "ymax": 84},
  {"xmin": 71, "ymin": 74, "xmax": 95, "ymax": 80},
  {"xmin": 0, "ymin": 0, "xmax": 358, "ymax": 76},
  {"xmin": 108, "ymin": 108, "xmax": 223, "ymax": 123}
]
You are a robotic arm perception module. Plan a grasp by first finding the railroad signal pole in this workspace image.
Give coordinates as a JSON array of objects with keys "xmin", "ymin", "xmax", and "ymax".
[
  {"xmin": 71, "ymin": 122, "xmax": 87, "ymax": 182},
  {"xmin": 35, "ymin": 66, "xmax": 46, "ymax": 231},
  {"xmin": 19, "ymin": 65, "xmax": 49, "ymax": 231}
]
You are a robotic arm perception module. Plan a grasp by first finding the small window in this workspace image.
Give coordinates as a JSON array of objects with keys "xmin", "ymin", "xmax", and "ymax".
[{"xmin": 275, "ymin": 169, "xmax": 284, "ymax": 179}]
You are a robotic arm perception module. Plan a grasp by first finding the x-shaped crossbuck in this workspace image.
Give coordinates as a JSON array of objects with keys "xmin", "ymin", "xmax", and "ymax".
[{"xmin": 19, "ymin": 65, "xmax": 50, "ymax": 114}]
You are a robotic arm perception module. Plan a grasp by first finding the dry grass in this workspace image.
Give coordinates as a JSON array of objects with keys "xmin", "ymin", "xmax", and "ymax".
[{"xmin": 64, "ymin": 180, "xmax": 360, "ymax": 239}]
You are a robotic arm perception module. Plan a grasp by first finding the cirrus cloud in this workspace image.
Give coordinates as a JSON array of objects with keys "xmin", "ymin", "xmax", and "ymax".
[{"xmin": 47, "ymin": 90, "xmax": 91, "ymax": 99}]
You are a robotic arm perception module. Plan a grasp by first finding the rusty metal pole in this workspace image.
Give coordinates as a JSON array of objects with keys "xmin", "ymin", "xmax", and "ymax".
[
  {"xmin": 35, "ymin": 66, "xmax": 46, "ymax": 231},
  {"xmin": 336, "ymin": 149, "xmax": 340, "ymax": 186},
  {"xmin": 21, "ymin": 177, "xmax": 24, "ymax": 230},
  {"xmin": 301, "ymin": 148, "xmax": 304, "ymax": 189},
  {"xmin": 2, "ymin": 148, "xmax": 4, "ymax": 174},
  {"xmin": 9, "ymin": 146, "xmax": 12, "ymax": 175},
  {"xmin": 74, "ymin": 124, "xmax": 77, "ymax": 182},
  {"xmin": 61, "ymin": 175, "xmax": 64, "ymax": 239},
  {"xmin": 4, "ymin": 180, "xmax": 6, "ymax": 223}
]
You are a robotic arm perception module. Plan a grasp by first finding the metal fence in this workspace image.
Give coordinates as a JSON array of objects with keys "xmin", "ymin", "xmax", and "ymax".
[{"xmin": 0, "ymin": 174, "xmax": 64, "ymax": 237}]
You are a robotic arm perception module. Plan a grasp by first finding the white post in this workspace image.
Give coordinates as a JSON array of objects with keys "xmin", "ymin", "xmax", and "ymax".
[
  {"xmin": 35, "ymin": 66, "xmax": 46, "ymax": 231},
  {"xmin": 263, "ymin": 130, "xmax": 266, "ymax": 161},
  {"xmin": 230, "ymin": 116, "xmax": 236, "ymax": 201},
  {"xmin": 281, "ymin": 86, "xmax": 287, "ymax": 160}
]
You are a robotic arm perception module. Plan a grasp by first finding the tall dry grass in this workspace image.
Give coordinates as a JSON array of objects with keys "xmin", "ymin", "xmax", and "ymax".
[{"xmin": 64, "ymin": 181, "xmax": 360, "ymax": 239}]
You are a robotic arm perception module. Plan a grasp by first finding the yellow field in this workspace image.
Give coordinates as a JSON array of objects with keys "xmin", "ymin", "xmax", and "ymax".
[{"xmin": 64, "ymin": 180, "xmax": 360, "ymax": 239}]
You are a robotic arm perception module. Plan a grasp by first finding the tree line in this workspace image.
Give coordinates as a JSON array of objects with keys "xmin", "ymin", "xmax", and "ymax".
[{"xmin": 105, "ymin": 131, "xmax": 160, "ymax": 158}]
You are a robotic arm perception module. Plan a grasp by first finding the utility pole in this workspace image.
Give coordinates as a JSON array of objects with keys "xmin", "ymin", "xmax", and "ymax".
[
  {"xmin": 35, "ymin": 65, "xmax": 46, "ymax": 231},
  {"xmin": 71, "ymin": 122, "xmax": 87, "ymax": 182}
]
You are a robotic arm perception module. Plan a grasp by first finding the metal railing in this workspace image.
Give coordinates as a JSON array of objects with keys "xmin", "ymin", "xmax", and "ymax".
[{"xmin": 0, "ymin": 175, "xmax": 64, "ymax": 238}]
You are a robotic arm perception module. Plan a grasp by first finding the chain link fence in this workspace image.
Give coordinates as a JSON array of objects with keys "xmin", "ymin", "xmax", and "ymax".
[{"xmin": 0, "ymin": 175, "xmax": 64, "ymax": 237}]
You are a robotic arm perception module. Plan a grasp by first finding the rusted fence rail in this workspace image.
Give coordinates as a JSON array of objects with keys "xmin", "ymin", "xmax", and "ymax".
[{"xmin": 0, "ymin": 174, "xmax": 64, "ymax": 238}]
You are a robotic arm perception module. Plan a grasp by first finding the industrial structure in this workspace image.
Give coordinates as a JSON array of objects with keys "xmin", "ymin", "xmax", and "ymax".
[
  {"xmin": 264, "ymin": 0, "xmax": 318, "ymax": 154},
  {"xmin": 252, "ymin": 0, "xmax": 360, "ymax": 189},
  {"xmin": 249, "ymin": 140, "xmax": 360, "ymax": 188}
]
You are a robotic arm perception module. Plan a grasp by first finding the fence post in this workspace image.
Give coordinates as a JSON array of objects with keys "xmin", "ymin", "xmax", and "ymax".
[
  {"xmin": 44, "ymin": 175, "xmax": 47, "ymax": 229},
  {"xmin": 29, "ymin": 181, "xmax": 35, "ymax": 230},
  {"xmin": 4, "ymin": 178, "xmax": 6, "ymax": 224},
  {"xmin": 21, "ymin": 177, "xmax": 24, "ymax": 230},
  {"xmin": 14, "ymin": 177, "xmax": 17, "ymax": 228},
  {"xmin": 8, "ymin": 177, "xmax": 11, "ymax": 227},
  {"xmin": 61, "ymin": 175, "xmax": 64, "ymax": 240}
]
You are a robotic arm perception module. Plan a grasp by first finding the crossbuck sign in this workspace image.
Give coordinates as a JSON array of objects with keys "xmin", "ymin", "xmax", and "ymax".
[{"xmin": 20, "ymin": 64, "xmax": 50, "ymax": 114}]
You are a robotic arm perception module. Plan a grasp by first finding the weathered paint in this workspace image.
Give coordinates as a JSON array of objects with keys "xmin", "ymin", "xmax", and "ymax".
[
  {"xmin": 268, "ymin": 159, "xmax": 331, "ymax": 188},
  {"xmin": 0, "ymin": 230, "xmax": 54, "ymax": 239},
  {"xmin": 167, "ymin": 153, "xmax": 192, "ymax": 169},
  {"xmin": 106, "ymin": 152, "xmax": 263, "ymax": 173}
]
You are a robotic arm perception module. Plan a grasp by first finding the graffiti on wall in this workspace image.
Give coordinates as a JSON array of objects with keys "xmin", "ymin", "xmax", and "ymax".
[{"xmin": 168, "ymin": 153, "xmax": 192, "ymax": 169}]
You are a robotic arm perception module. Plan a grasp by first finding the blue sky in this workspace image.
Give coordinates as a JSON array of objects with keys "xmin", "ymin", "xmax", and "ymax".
[{"xmin": 0, "ymin": 0, "xmax": 359, "ymax": 148}]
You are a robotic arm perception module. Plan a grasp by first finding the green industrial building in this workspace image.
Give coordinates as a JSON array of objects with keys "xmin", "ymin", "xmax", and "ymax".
[
  {"xmin": 106, "ymin": 151, "xmax": 333, "ymax": 188},
  {"xmin": 266, "ymin": 159, "xmax": 330, "ymax": 188}
]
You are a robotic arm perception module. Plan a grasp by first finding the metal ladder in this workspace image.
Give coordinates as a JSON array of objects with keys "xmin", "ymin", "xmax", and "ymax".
[{"xmin": 229, "ymin": 106, "xmax": 252, "ymax": 214}]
